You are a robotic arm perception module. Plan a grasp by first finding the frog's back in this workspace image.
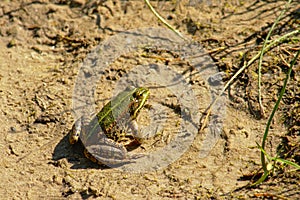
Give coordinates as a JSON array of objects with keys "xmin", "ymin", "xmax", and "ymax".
[{"xmin": 97, "ymin": 89, "xmax": 135, "ymax": 130}]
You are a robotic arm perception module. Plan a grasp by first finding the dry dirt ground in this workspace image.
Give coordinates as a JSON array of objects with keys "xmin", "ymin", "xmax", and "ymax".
[{"xmin": 0, "ymin": 0, "xmax": 299, "ymax": 199}]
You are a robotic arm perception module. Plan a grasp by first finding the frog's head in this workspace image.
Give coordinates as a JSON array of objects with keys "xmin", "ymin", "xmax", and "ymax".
[{"xmin": 131, "ymin": 87, "xmax": 150, "ymax": 118}]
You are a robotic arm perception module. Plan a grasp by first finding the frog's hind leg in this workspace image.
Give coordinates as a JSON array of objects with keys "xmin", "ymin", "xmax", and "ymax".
[{"xmin": 84, "ymin": 139, "xmax": 133, "ymax": 166}]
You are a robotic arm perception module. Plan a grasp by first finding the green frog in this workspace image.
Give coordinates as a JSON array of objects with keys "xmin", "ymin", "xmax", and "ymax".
[{"xmin": 69, "ymin": 87, "xmax": 150, "ymax": 166}]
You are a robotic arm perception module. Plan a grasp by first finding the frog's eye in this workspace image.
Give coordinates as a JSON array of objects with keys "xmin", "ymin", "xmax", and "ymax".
[{"xmin": 133, "ymin": 91, "xmax": 141, "ymax": 98}]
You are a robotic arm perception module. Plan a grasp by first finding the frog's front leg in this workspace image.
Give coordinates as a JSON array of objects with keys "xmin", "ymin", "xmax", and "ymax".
[{"xmin": 128, "ymin": 120, "xmax": 144, "ymax": 144}]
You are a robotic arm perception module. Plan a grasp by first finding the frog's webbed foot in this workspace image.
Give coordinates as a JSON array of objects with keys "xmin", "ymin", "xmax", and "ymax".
[{"xmin": 127, "ymin": 152, "xmax": 145, "ymax": 160}]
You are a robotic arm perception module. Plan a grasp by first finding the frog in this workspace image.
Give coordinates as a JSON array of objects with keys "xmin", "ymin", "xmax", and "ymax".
[{"xmin": 69, "ymin": 87, "xmax": 150, "ymax": 166}]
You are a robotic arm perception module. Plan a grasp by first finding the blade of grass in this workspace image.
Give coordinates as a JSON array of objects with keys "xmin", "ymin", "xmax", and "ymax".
[
  {"xmin": 275, "ymin": 158, "xmax": 300, "ymax": 169},
  {"xmin": 200, "ymin": 29, "xmax": 300, "ymax": 131},
  {"xmin": 257, "ymin": 0, "xmax": 293, "ymax": 118},
  {"xmin": 257, "ymin": 142, "xmax": 300, "ymax": 170},
  {"xmin": 257, "ymin": 49, "xmax": 300, "ymax": 184},
  {"xmin": 252, "ymin": 139, "xmax": 300, "ymax": 186},
  {"xmin": 144, "ymin": 0, "xmax": 187, "ymax": 40},
  {"xmin": 252, "ymin": 170, "xmax": 270, "ymax": 186}
]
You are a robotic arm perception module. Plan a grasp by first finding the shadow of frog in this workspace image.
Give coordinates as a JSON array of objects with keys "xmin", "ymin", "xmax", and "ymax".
[{"xmin": 51, "ymin": 131, "xmax": 107, "ymax": 170}]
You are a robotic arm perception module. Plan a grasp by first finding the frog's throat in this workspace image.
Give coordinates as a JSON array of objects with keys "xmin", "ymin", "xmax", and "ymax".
[{"xmin": 133, "ymin": 90, "xmax": 149, "ymax": 118}]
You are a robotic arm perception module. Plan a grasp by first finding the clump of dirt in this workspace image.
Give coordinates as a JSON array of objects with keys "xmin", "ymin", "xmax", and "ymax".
[{"xmin": 0, "ymin": 0, "xmax": 299, "ymax": 199}]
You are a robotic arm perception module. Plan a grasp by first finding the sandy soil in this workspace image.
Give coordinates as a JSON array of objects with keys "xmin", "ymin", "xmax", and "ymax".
[{"xmin": 0, "ymin": 0, "xmax": 299, "ymax": 199}]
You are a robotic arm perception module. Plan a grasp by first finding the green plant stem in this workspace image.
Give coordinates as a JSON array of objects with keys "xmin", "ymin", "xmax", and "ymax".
[
  {"xmin": 200, "ymin": 29, "xmax": 300, "ymax": 132},
  {"xmin": 260, "ymin": 49, "xmax": 300, "ymax": 174},
  {"xmin": 223, "ymin": 30, "xmax": 298, "ymax": 101},
  {"xmin": 257, "ymin": 0, "xmax": 293, "ymax": 117},
  {"xmin": 258, "ymin": 142, "xmax": 300, "ymax": 169}
]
